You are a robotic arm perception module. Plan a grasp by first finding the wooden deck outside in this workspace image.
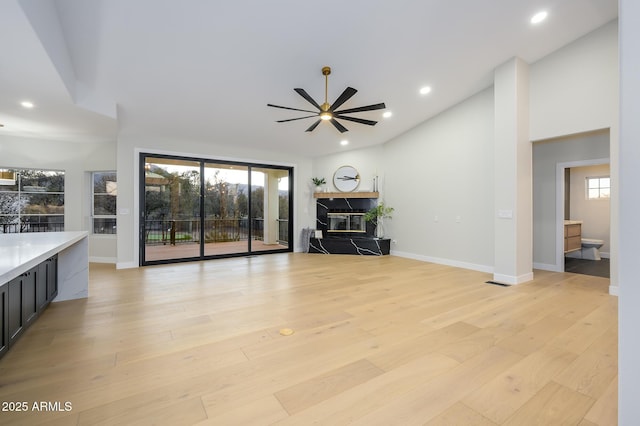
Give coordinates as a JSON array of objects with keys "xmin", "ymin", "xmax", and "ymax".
[{"xmin": 144, "ymin": 240, "xmax": 288, "ymax": 261}]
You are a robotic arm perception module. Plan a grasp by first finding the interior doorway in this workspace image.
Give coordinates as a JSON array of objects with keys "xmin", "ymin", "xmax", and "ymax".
[{"xmin": 556, "ymin": 159, "xmax": 610, "ymax": 277}]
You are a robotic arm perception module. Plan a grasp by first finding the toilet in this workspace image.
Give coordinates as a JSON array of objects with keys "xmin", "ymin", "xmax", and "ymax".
[{"xmin": 580, "ymin": 238, "xmax": 605, "ymax": 260}]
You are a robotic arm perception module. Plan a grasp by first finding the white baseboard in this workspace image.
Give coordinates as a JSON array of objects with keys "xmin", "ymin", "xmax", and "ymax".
[
  {"xmin": 533, "ymin": 262, "xmax": 562, "ymax": 272},
  {"xmin": 116, "ymin": 261, "xmax": 138, "ymax": 270},
  {"xmin": 609, "ymin": 285, "xmax": 619, "ymax": 296},
  {"xmin": 391, "ymin": 250, "xmax": 535, "ymax": 285},
  {"xmin": 391, "ymin": 250, "xmax": 493, "ymax": 274},
  {"xmin": 493, "ymin": 272, "xmax": 535, "ymax": 285},
  {"xmin": 89, "ymin": 256, "xmax": 116, "ymax": 264}
]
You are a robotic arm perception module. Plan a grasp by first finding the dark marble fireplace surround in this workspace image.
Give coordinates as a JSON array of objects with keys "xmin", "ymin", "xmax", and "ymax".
[{"xmin": 309, "ymin": 195, "xmax": 390, "ymax": 255}]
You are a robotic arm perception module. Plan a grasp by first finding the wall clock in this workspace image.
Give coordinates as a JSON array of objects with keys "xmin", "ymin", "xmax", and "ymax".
[{"xmin": 333, "ymin": 165, "xmax": 360, "ymax": 192}]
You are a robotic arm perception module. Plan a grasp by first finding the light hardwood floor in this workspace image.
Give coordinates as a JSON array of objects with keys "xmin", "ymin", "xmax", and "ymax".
[{"xmin": 0, "ymin": 254, "xmax": 617, "ymax": 425}]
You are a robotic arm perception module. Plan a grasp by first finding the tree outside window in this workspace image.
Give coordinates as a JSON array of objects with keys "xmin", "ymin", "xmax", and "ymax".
[
  {"xmin": 0, "ymin": 168, "xmax": 64, "ymax": 233},
  {"xmin": 93, "ymin": 171, "xmax": 117, "ymax": 234}
]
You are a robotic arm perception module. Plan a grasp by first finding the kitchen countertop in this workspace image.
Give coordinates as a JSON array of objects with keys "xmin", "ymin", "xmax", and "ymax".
[{"xmin": 0, "ymin": 231, "xmax": 88, "ymax": 284}]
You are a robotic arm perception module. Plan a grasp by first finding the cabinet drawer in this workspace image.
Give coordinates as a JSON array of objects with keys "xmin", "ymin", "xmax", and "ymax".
[
  {"xmin": 566, "ymin": 235, "xmax": 581, "ymax": 251},
  {"xmin": 566, "ymin": 224, "xmax": 581, "ymax": 237}
]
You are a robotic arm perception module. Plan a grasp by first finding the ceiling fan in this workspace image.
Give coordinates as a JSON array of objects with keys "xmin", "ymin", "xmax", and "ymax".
[{"xmin": 267, "ymin": 66, "xmax": 386, "ymax": 133}]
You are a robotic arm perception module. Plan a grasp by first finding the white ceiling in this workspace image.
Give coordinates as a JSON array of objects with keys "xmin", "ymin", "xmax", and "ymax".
[{"xmin": 0, "ymin": 0, "xmax": 618, "ymax": 157}]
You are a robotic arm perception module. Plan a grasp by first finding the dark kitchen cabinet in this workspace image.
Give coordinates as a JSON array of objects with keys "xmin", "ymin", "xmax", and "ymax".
[
  {"xmin": 22, "ymin": 268, "xmax": 38, "ymax": 327},
  {"xmin": 46, "ymin": 256, "xmax": 58, "ymax": 301},
  {"xmin": 37, "ymin": 256, "xmax": 58, "ymax": 312},
  {"xmin": 36, "ymin": 262, "xmax": 48, "ymax": 312},
  {"xmin": 0, "ymin": 284, "xmax": 7, "ymax": 358},
  {"xmin": 8, "ymin": 274, "xmax": 25, "ymax": 346},
  {"xmin": 1, "ymin": 255, "xmax": 58, "ymax": 359}
]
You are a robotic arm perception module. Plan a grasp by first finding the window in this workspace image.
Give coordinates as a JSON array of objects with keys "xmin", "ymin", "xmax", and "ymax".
[
  {"xmin": 586, "ymin": 176, "xmax": 610, "ymax": 200},
  {"xmin": 92, "ymin": 172, "xmax": 117, "ymax": 234},
  {"xmin": 0, "ymin": 168, "xmax": 64, "ymax": 233}
]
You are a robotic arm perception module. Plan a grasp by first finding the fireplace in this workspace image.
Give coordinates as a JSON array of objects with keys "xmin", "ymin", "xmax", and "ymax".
[
  {"xmin": 327, "ymin": 212, "xmax": 366, "ymax": 233},
  {"xmin": 316, "ymin": 197, "xmax": 376, "ymax": 238},
  {"xmin": 310, "ymin": 193, "xmax": 389, "ymax": 255}
]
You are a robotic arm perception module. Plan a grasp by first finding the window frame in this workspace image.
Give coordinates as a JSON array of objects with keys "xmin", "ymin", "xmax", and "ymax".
[
  {"xmin": 92, "ymin": 171, "xmax": 117, "ymax": 235},
  {"xmin": 0, "ymin": 167, "xmax": 65, "ymax": 233},
  {"xmin": 139, "ymin": 152, "xmax": 293, "ymax": 266},
  {"xmin": 585, "ymin": 175, "xmax": 611, "ymax": 200}
]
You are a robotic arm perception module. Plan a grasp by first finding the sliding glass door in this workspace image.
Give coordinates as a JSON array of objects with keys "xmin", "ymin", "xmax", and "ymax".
[
  {"xmin": 140, "ymin": 153, "xmax": 292, "ymax": 265},
  {"xmin": 250, "ymin": 167, "xmax": 290, "ymax": 253},
  {"xmin": 203, "ymin": 163, "xmax": 249, "ymax": 257},
  {"xmin": 142, "ymin": 157, "xmax": 202, "ymax": 262}
]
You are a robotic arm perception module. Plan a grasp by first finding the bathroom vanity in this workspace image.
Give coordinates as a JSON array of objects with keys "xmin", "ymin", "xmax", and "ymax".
[{"xmin": 564, "ymin": 220, "xmax": 582, "ymax": 253}]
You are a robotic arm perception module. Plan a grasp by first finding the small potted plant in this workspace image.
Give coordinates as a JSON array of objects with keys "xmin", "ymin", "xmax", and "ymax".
[
  {"xmin": 312, "ymin": 177, "xmax": 326, "ymax": 192},
  {"xmin": 364, "ymin": 202, "xmax": 394, "ymax": 238}
]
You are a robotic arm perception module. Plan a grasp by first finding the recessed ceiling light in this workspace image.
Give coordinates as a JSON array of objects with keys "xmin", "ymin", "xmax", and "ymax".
[
  {"xmin": 340, "ymin": 140, "xmax": 349, "ymax": 146},
  {"xmin": 419, "ymin": 86, "xmax": 432, "ymax": 95},
  {"xmin": 21, "ymin": 101, "xmax": 34, "ymax": 109},
  {"xmin": 383, "ymin": 111, "xmax": 392, "ymax": 118},
  {"xmin": 531, "ymin": 11, "xmax": 547, "ymax": 24}
]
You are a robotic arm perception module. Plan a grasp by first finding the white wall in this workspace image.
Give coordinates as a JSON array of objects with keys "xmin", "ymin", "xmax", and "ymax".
[
  {"xmin": 384, "ymin": 88, "xmax": 495, "ymax": 271},
  {"xmin": 0, "ymin": 135, "xmax": 117, "ymax": 261},
  {"xmin": 312, "ymin": 89, "xmax": 495, "ymax": 272},
  {"xmin": 569, "ymin": 164, "xmax": 610, "ymax": 256},
  {"xmin": 115, "ymin": 133, "xmax": 315, "ymax": 268},
  {"xmin": 530, "ymin": 20, "xmax": 618, "ymax": 141},
  {"xmin": 312, "ymin": 145, "xmax": 383, "ymax": 194}
]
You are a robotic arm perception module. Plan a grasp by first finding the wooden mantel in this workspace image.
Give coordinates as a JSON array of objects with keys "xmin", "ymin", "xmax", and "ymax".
[{"xmin": 314, "ymin": 191, "xmax": 379, "ymax": 199}]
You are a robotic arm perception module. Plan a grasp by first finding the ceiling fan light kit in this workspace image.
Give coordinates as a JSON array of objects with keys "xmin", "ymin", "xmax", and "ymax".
[{"xmin": 267, "ymin": 66, "xmax": 386, "ymax": 133}]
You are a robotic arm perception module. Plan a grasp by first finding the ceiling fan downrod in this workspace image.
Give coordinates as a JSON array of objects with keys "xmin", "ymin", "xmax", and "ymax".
[{"xmin": 320, "ymin": 66, "xmax": 332, "ymax": 117}]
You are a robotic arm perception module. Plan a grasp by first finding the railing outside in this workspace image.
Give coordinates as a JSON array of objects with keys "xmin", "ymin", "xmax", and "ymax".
[
  {"xmin": 277, "ymin": 219, "xmax": 289, "ymax": 244},
  {"xmin": 144, "ymin": 218, "xmax": 288, "ymax": 246},
  {"xmin": 0, "ymin": 220, "xmax": 65, "ymax": 234},
  {"xmin": 0, "ymin": 217, "xmax": 289, "ymax": 246}
]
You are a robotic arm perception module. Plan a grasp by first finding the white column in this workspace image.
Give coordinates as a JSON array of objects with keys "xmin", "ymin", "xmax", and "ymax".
[
  {"xmin": 493, "ymin": 57, "xmax": 533, "ymax": 284},
  {"xmin": 619, "ymin": 1, "xmax": 640, "ymax": 423},
  {"xmin": 263, "ymin": 171, "xmax": 280, "ymax": 245}
]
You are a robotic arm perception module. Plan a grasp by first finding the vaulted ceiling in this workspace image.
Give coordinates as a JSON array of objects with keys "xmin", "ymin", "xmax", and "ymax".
[{"xmin": 0, "ymin": 0, "xmax": 618, "ymax": 157}]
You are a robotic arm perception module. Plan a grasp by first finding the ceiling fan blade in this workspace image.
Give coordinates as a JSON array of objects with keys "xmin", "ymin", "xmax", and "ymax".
[
  {"xmin": 294, "ymin": 88, "xmax": 322, "ymax": 110},
  {"xmin": 334, "ymin": 102, "xmax": 386, "ymax": 115},
  {"xmin": 330, "ymin": 118, "xmax": 349, "ymax": 133},
  {"xmin": 276, "ymin": 115, "xmax": 319, "ymax": 123},
  {"xmin": 267, "ymin": 103, "xmax": 318, "ymax": 114},
  {"xmin": 305, "ymin": 119, "xmax": 322, "ymax": 132},
  {"xmin": 330, "ymin": 87, "xmax": 357, "ymax": 111},
  {"xmin": 334, "ymin": 115, "xmax": 378, "ymax": 126}
]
